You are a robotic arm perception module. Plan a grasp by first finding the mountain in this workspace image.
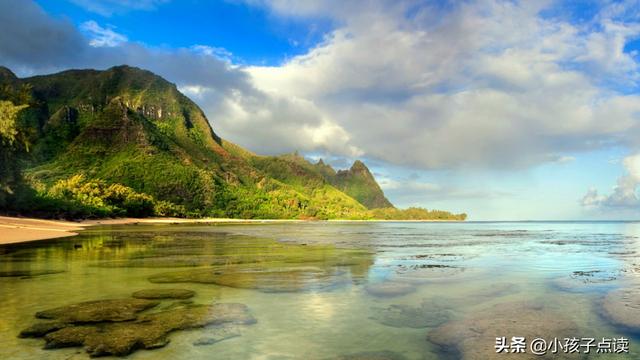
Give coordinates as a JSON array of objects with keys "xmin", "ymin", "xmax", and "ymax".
[
  {"xmin": 328, "ymin": 160, "xmax": 393, "ymax": 209},
  {"xmin": 0, "ymin": 65, "xmax": 466, "ymax": 220}
]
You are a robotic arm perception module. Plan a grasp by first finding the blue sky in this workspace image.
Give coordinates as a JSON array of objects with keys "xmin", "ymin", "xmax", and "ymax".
[
  {"xmin": 37, "ymin": 0, "xmax": 333, "ymax": 65},
  {"xmin": 4, "ymin": 0, "xmax": 640, "ymax": 220}
]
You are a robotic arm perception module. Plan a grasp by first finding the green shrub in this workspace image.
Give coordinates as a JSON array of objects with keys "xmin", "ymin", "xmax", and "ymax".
[{"xmin": 41, "ymin": 174, "xmax": 158, "ymax": 218}]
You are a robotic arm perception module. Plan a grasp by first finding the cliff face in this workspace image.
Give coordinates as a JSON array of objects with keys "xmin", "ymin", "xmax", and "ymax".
[{"xmin": 0, "ymin": 65, "xmax": 392, "ymax": 218}]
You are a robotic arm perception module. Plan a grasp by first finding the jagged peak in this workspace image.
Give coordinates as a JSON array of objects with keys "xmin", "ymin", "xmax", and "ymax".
[{"xmin": 350, "ymin": 160, "xmax": 369, "ymax": 173}]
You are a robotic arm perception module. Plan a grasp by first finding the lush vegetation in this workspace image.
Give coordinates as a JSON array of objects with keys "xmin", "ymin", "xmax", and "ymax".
[
  {"xmin": 0, "ymin": 65, "xmax": 466, "ymax": 221},
  {"xmin": 368, "ymin": 207, "xmax": 467, "ymax": 221}
]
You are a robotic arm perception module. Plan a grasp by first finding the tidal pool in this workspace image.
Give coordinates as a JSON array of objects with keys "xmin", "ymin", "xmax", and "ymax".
[{"xmin": 1, "ymin": 221, "xmax": 640, "ymax": 359}]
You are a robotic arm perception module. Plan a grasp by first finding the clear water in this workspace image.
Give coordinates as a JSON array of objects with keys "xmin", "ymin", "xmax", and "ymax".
[{"xmin": 1, "ymin": 221, "xmax": 639, "ymax": 359}]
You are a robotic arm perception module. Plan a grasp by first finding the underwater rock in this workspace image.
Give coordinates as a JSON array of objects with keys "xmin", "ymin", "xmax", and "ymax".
[
  {"xmin": 601, "ymin": 286, "xmax": 640, "ymax": 330},
  {"xmin": 0, "ymin": 269, "xmax": 65, "ymax": 277},
  {"xmin": 375, "ymin": 282, "xmax": 519, "ymax": 323},
  {"xmin": 427, "ymin": 301, "xmax": 579, "ymax": 359},
  {"xmin": 391, "ymin": 265, "xmax": 466, "ymax": 284},
  {"xmin": 94, "ymin": 256, "xmax": 226, "ymax": 268},
  {"xmin": 19, "ymin": 321, "xmax": 68, "ymax": 338},
  {"xmin": 132, "ymin": 288, "xmax": 196, "ymax": 299},
  {"xmin": 365, "ymin": 282, "xmax": 415, "ymax": 297},
  {"xmin": 44, "ymin": 326, "xmax": 98, "ymax": 349},
  {"xmin": 192, "ymin": 325, "xmax": 241, "ymax": 346},
  {"xmin": 370, "ymin": 301, "xmax": 453, "ymax": 328},
  {"xmin": 474, "ymin": 282, "xmax": 520, "ymax": 298},
  {"xmin": 331, "ymin": 351, "xmax": 408, "ymax": 360},
  {"xmin": 551, "ymin": 270, "xmax": 619, "ymax": 293},
  {"xmin": 148, "ymin": 267, "xmax": 342, "ymax": 292},
  {"xmin": 29, "ymin": 303, "xmax": 256, "ymax": 357},
  {"xmin": 35, "ymin": 299, "xmax": 159, "ymax": 323}
]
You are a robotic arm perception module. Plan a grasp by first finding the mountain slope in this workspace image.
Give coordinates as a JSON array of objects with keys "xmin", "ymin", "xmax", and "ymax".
[
  {"xmin": 327, "ymin": 160, "xmax": 393, "ymax": 209},
  {"xmin": 249, "ymin": 154, "xmax": 392, "ymax": 209},
  {"xmin": 0, "ymin": 65, "xmax": 465, "ymax": 220}
]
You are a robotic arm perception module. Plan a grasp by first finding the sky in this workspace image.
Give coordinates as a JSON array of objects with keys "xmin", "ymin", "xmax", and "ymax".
[{"xmin": 2, "ymin": 0, "xmax": 640, "ymax": 220}]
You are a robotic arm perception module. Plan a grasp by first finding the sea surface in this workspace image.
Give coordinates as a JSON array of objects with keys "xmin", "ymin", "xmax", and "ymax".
[{"xmin": 1, "ymin": 221, "xmax": 640, "ymax": 359}]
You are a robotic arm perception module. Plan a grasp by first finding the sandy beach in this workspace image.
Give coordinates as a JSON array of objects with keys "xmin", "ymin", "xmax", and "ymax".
[
  {"xmin": 0, "ymin": 216, "xmax": 312, "ymax": 245},
  {"xmin": 0, "ymin": 216, "xmax": 86, "ymax": 245}
]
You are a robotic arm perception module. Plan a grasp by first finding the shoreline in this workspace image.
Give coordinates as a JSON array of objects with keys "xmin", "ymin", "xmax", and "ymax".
[{"xmin": 0, "ymin": 216, "xmax": 462, "ymax": 246}]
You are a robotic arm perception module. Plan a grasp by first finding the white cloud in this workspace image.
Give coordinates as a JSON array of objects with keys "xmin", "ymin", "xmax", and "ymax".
[
  {"xmin": 191, "ymin": 45, "xmax": 234, "ymax": 63},
  {"xmin": 80, "ymin": 21, "xmax": 127, "ymax": 47},
  {"xmin": 377, "ymin": 177, "xmax": 440, "ymax": 192},
  {"xmin": 6, "ymin": 0, "xmax": 640, "ymax": 175},
  {"xmin": 582, "ymin": 153, "xmax": 640, "ymax": 209},
  {"xmin": 238, "ymin": 0, "xmax": 640, "ymax": 170}
]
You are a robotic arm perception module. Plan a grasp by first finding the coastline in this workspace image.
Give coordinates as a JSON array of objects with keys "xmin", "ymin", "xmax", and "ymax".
[
  {"xmin": 0, "ymin": 216, "xmax": 462, "ymax": 245},
  {"xmin": 0, "ymin": 216, "xmax": 85, "ymax": 245}
]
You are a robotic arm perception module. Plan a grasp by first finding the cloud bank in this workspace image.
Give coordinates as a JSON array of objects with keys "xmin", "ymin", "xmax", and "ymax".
[
  {"xmin": 582, "ymin": 153, "xmax": 640, "ymax": 210},
  {"xmin": 246, "ymin": 0, "xmax": 640, "ymax": 169},
  {"xmin": 3, "ymin": 0, "xmax": 640, "ymax": 175}
]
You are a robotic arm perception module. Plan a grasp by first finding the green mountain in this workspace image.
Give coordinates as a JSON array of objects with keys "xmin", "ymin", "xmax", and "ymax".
[
  {"xmin": 0, "ymin": 65, "xmax": 466, "ymax": 220},
  {"xmin": 328, "ymin": 160, "xmax": 393, "ymax": 209}
]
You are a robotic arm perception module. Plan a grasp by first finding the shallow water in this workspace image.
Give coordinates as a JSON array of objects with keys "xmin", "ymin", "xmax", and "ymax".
[{"xmin": 1, "ymin": 221, "xmax": 640, "ymax": 359}]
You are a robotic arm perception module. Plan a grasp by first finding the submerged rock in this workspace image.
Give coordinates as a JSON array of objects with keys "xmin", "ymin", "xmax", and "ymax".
[
  {"xmin": 601, "ymin": 285, "xmax": 640, "ymax": 330},
  {"xmin": 148, "ymin": 267, "xmax": 342, "ymax": 292},
  {"xmin": 370, "ymin": 300, "xmax": 453, "ymax": 328},
  {"xmin": 26, "ymin": 302, "xmax": 256, "ymax": 357},
  {"xmin": 372, "ymin": 282, "xmax": 519, "ymax": 325},
  {"xmin": 94, "ymin": 256, "xmax": 227, "ymax": 268},
  {"xmin": 192, "ymin": 325, "xmax": 241, "ymax": 346},
  {"xmin": 0, "ymin": 269, "xmax": 65, "ymax": 277},
  {"xmin": 365, "ymin": 282, "xmax": 415, "ymax": 297},
  {"xmin": 391, "ymin": 265, "xmax": 466, "ymax": 284},
  {"xmin": 19, "ymin": 321, "xmax": 68, "ymax": 338},
  {"xmin": 35, "ymin": 299, "xmax": 159, "ymax": 323},
  {"xmin": 474, "ymin": 282, "xmax": 520, "ymax": 298},
  {"xmin": 44, "ymin": 326, "xmax": 99, "ymax": 349},
  {"xmin": 427, "ymin": 301, "xmax": 579, "ymax": 359},
  {"xmin": 551, "ymin": 270, "xmax": 619, "ymax": 293},
  {"xmin": 331, "ymin": 351, "xmax": 407, "ymax": 360},
  {"xmin": 132, "ymin": 288, "xmax": 196, "ymax": 299}
]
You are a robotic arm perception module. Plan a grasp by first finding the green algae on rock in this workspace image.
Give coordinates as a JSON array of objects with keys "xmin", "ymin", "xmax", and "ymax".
[
  {"xmin": 23, "ymin": 302, "xmax": 256, "ymax": 357},
  {"xmin": 18, "ymin": 321, "xmax": 68, "ymax": 338},
  {"xmin": 132, "ymin": 288, "xmax": 196, "ymax": 299},
  {"xmin": 44, "ymin": 326, "xmax": 100, "ymax": 349},
  {"xmin": 148, "ymin": 266, "xmax": 345, "ymax": 292},
  {"xmin": 0, "ymin": 269, "xmax": 65, "ymax": 277},
  {"xmin": 35, "ymin": 299, "xmax": 160, "ymax": 323}
]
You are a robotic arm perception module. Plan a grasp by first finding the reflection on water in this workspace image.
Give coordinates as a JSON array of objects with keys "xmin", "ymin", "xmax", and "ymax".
[{"xmin": 1, "ymin": 221, "xmax": 640, "ymax": 359}]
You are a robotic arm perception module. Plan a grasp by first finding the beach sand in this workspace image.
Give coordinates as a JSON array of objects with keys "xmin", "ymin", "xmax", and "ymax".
[
  {"xmin": 0, "ymin": 216, "xmax": 308, "ymax": 245},
  {"xmin": 0, "ymin": 216, "xmax": 85, "ymax": 245}
]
